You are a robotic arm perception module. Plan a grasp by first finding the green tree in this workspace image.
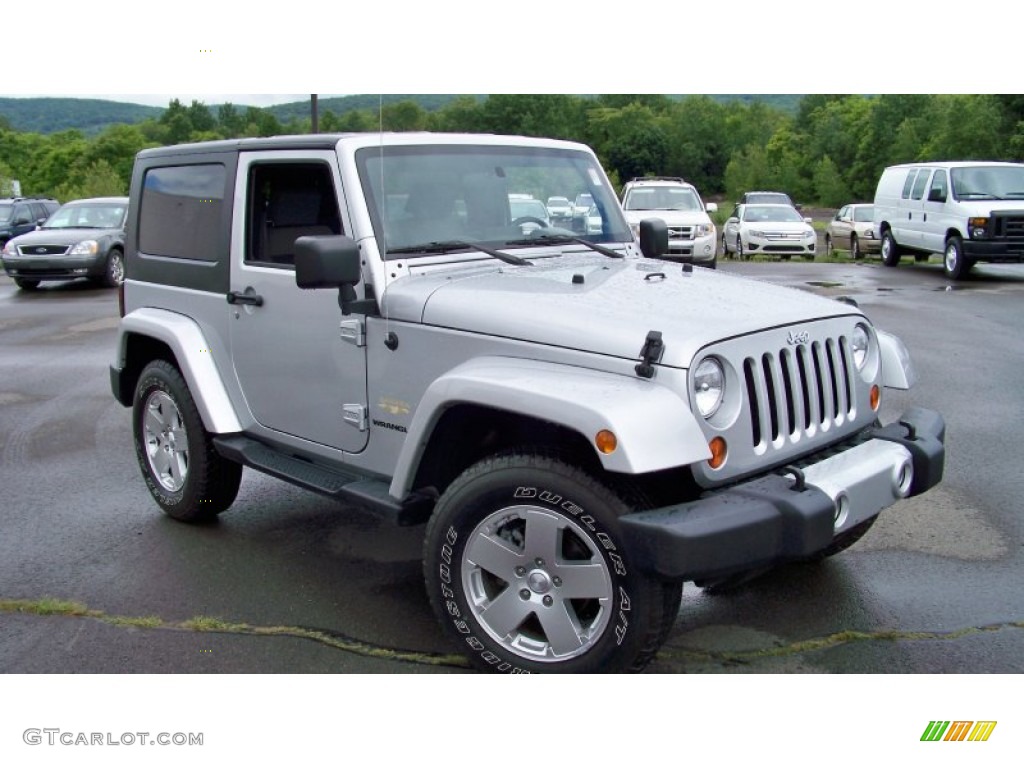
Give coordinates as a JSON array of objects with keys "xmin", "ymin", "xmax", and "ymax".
[
  {"xmin": 53, "ymin": 159, "xmax": 127, "ymax": 201},
  {"xmin": 812, "ymin": 155, "xmax": 848, "ymax": 207},
  {"xmin": 217, "ymin": 103, "xmax": 245, "ymax": 136}
]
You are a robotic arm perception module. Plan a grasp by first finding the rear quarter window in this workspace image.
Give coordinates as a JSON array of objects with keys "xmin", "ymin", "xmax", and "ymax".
[{"xmin": 139, "ymin": 164, "xmax": 226, "ymax": 261}]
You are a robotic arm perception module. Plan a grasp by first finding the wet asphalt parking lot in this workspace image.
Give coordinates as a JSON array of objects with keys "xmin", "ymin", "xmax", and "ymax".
[{"xmin": 1, "ymin": 256, "xmax": 1023, "ymax": 675}]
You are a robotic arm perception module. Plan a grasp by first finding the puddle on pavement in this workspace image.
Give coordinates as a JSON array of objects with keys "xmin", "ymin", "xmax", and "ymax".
[{"xmin": 805, "ymin": 281, "xmax": 844, "ymax": 288}]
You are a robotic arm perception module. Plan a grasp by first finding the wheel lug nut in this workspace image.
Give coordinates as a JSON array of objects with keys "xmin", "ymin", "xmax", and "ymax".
[
  {"xmin": 515, "ymin": 566, "xmax": 526, "ymax": 576},
  {"xmin": 542, "ymin": 596, "xmax": 553, "ymax": 607},
  {"xmin": 519, "ymin": 589, "xmax": 531, "ymax": 600},
  {"xmin": 552, "ymin": 576, "xmax": 562, "ymax": 587},
  {"xmin": 535, "ymin": 558, "xmax": 544, "ymax": 567}
]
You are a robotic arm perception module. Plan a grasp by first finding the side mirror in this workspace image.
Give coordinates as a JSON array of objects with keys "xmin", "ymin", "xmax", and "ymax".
[
  {"xmin": 638, "ymin": 218, "xmax": 668, "ymax": 259},
  {"xmin": 804, "ymin": 217, "xmax": 813, "ymax": 225},
  {"xmin": 294, "ymin": 235, "xmax": 376, "ymax": 315},
  {"xmin": 705, "ymin": 202, "xmax": 718, "ymax": 213}
]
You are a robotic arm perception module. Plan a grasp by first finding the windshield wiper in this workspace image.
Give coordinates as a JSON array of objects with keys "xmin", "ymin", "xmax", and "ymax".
[
  {"xmin": 388, "ymin": 240, "xmax": 532, "ymax": 266},
  {"xmin": 504, "ymin": 233, "xmax": 624, "ymax": 259}
]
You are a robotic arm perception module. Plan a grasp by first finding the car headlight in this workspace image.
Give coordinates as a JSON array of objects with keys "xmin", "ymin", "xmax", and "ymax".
[
  {"xmin": 69, "ymin": 240, "xmax": 99, "ymax": 256},
  {"xmin": 850, "ymin": 324, "xmax": 871, "ymax": 370},
  {"xmin": 2, "ymin": 241, "xmax": 15, "ymax": 258},
  {"xmin": 694, "ymin": 357, "xmax": 725, "ymax": 418},
  {"xmin": 863, "ymin": 228, "xmax": 874, "ymax": 238},
  {"xmin": 749, "ymin": 229, "xmax": 764, "ymax": 238},
  {"xmin": 694, "ymin": 223, "xmax": 714, "ymax": 237}
]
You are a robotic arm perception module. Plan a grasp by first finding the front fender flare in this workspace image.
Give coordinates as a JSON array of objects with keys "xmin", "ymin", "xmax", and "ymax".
[
  {"xmin": 114, "ymin": 308, "xmax": 242, "ymax": 433},
  {"xmin": 389, "ymin": 356, "xmax": 710, "ymax": 498}
]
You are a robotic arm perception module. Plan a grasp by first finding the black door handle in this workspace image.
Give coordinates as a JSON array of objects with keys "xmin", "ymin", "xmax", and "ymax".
[{"xmin": 227, "ymin": 290, "xmax": 264, "ymax": 307}]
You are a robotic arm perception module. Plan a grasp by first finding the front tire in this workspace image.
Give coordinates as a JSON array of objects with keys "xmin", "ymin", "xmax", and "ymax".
[
  {"xmin": 825, "ymin": 234, "xmax": 834, "ymax": 258},
  {"xmin": 736, "ymin": 236, "xmax": 747, "ymax": 261},
  {"xmin": 424, "ymin": 453, "xmax": 681, "ymax": 673},
  {"xmin": 881, "ymin": 230, "xmax": 901, "ymax": 267},
  {"xmin": 102, "ymin": 249, "xmax": 125, "ymax": 288},
  {"xmin": 14, "ymin": 278, "xmax": 40, "ymax": 290},
  {"xmin": 943, "ymin": 235, "xmax": 973, "ymax": 280},
  {"xmin": 132, "ymin": 360, "xmax": 242, "ymax": 522}
]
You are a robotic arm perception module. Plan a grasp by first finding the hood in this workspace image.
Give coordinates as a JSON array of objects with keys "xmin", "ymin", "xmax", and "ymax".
[
  {"xmin": 12, "ymin": 227, "xmax": 121, "ymax": 246},
  {"xmin": 623, "ymin": 209, "xmax": 711, "ymax": 226},
  {"xmin": 383, "ymin": 254, "xmax": 859, "ymax": 368}
]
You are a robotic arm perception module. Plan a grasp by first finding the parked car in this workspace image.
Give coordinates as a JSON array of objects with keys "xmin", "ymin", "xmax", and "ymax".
[
  {"xmin": 721, "ymin": 203, "xmax": 816, "ymax": 260},
  {"xmin": 825, "ymin": 204, "xmax": 881, "ymax": 260},
  {"xmin": 508, "ymin": 195, "xmax": 551, "ymax": 233},
  {"xmin": 1, "ymin": 196, "xmax": 128, "ymax": 290},
  {"xmin": 737, "ymin": 190, "xmax": 797, "ymax": 208},
  {"xmin": 620, "ymin": 177, "xmax": 718, "ymax": 267},
  {"xmin": 109, "ymin": 132, "xmax": 944, "ymax": 674},
  {"xmin": 571, "ymin": 192, "xmax": 595, "ymax": 230},
  {"xmin": 545, "ymin": 196, "xmax": 573, "ymax": 225},
  {"xmin": 0, "ymin": 197, "xmax": 60, "ymax": 247},
  {"xmin": 873, "ymin": 161, "xmax": 1024, "ymax": 279},
  {"xmin": 584, "ymin": 204, "xmax": 602, "ymax": 235}
]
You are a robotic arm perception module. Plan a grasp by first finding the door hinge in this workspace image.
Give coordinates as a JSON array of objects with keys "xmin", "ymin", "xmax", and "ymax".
[
  {"xmin": 343, "ymin": 404, "xmax": 367, "ymax": 431},
  {"xmin": 339, "ymin": 319, "xmax": 365, "ymax": 347}
]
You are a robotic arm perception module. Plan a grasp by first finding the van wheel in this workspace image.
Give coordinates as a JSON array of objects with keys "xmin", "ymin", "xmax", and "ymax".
[
  {"xmin": 133, "ymin": 360, "xmax": 242, "ymax": 522},
  {"xmin": 850, "ymin": 234, "xmax": 862, "ymax": 260},
  {"xmin": 423, "ymin": 452, "xmax": 681, "ymax": 673},
  {"xmin": 943, "ymin": 235, "xmax": 974, "ymax": 280},
  {"xmin": 880, "ymin": 231, "xmax": 901, "ymax": 266}
]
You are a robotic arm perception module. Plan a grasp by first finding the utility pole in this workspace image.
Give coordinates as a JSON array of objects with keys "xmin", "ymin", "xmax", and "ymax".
[{"xmin": 311, "ymin": 94, "xmax": 319, "ymax": 134}]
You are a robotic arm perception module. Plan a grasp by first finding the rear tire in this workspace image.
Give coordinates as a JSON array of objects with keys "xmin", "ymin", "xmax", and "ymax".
[
  {"xmin": 881, "ymin": 230, "xmax": 901, "ymax": 267},
  {"xmin": 132, "ymin": 360, "xmax": 242, "ymax": 522},
  {"xmin": 424, "ymin": 452, "xmax": 681, "ymax": 673}
]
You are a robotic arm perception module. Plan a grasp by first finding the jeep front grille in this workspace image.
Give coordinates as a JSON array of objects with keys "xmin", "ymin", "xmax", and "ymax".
[{"xmin": 742, "ymin": 336, "xmax": 854, "ymax": 449}]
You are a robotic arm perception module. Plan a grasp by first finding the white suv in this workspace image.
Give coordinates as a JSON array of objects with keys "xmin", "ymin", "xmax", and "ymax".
[{"xmin": 620, "ymin": 177, "xmax": 718, "ymax": 267}]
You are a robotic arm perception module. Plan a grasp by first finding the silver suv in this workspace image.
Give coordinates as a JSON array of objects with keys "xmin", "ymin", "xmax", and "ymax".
[
  {"xmin": 110, "ymin": 133, "xmax": 946, "ymax": 674},
  {"xmin": 620, "ymin": 177, "xmax": 718, "ymax": 266}
]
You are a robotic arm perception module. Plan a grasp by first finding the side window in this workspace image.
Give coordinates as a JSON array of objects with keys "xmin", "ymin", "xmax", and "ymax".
[
  {"xmin": 910, "ymin": 170, "xmax": 930, "ymax": 201},
  {"xmin": 928, "ymin": 169, "xmax": 948, "ymax": 202},
  {"xmin": 13, "ymin": 203, "xmax": 31, "ymax": 224},
  {"xmin": 901, "ymin": 170, "xmax": 918, "ymax": 199},
  {"xmin": 246, "ymin": 162, "xmax": 342, "ymax": 267},
  {"xmin": 836, "ymin": 206, "xmax": 848, "ymax": 220},
  {"xmin": 139, "ymin": 164, "xmax": 226, "ymax": 261}
]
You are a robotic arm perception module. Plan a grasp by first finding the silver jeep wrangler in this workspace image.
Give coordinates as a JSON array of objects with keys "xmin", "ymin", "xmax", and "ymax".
[{"xmin": 110, "ymin": 133, "xmax": 945, "ymax": 673}]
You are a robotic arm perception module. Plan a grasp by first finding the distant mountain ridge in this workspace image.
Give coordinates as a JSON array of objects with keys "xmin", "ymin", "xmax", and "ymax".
[{"xmin": 0, "ymin": 95, "xmax": 802, "ymax": 135}]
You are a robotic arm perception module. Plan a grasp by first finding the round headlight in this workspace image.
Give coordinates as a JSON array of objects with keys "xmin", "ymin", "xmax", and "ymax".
[
  {"xmin": 851, "ymin": 324, "xmax": 870, "ymax": 370},
  {"xmin": 694, "ymin": 357, "xmax": 725, "ymax": 418}
]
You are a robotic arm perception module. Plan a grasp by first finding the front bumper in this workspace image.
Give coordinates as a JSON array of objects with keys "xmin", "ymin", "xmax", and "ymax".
[
  {"xmin": 745, "ymin": 233, "xmax": 817, "ymax": 256},
  {"xmin": 962, "ymin": 238, "xmax": 1024, "ymax": 261},
  {"xmin": 2, "ymin": 255, "xmax": 105, "ymax": 280},
  {"xmin": 620, "ymin": 407, "xmax": 945, "ymax": 580},
  {"xmin": 663, "ymin": 233, "xmax": 717, "ymax": 263}
]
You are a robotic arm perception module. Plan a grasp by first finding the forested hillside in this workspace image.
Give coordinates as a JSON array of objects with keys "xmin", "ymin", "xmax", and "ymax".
[{"xmin": 2, "ymin": 94, "xmax": 1022, "ymax": 206}]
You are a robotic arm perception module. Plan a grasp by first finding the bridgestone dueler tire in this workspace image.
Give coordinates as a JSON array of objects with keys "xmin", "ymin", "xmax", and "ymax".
[
  {"xmin": 423, "ymin": 453, "xmax": 681, "ymax": 673},
  {"xmin": 132, "ymin": 360, "xmax": 242, "ymax": 522}
]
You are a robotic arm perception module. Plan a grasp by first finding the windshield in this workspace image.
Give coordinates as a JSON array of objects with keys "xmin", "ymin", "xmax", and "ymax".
[
  {"xmin": 852, "ymin": 206, "xmax": 873, "ymax": 222},
  {"xmin": 357, "ymin": 144, "xmax": 630, "ymax": 257},
  {"xmin": 746, "ymin": 193, "xmax": 791, "ymax": 205},
  {"xmin": 742, "ymin": 205, "xmax": 804, "ymax": 223},
  {"xmin": 45, "ymin": 201, "xmax": 126, "ymax": 229},
  {"xmin": 951, "ymin": 165, "xmax": 1024, "ymax": 200},
  {"xmin": 624, "ymin": 187, "xmax": 701, "ymax": 212}
]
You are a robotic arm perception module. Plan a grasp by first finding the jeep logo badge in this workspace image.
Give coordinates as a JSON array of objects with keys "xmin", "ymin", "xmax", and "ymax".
[{"xmin": 787, "ymin": 330, "xmax": 809, "ymax": 345}]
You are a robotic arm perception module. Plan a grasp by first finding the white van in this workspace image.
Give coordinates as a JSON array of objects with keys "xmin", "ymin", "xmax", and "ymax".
[{"xmin": 872, "ymin": 161, "xmax": 1024, "ymax": 279}]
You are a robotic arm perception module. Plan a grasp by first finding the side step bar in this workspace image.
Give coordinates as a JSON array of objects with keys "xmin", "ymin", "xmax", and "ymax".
[{"xmin": 212, "ymin": 434, "xmax": 435, "ymax": 526}]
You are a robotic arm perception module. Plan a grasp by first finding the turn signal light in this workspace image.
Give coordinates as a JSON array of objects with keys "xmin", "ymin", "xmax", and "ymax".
[
  {"xmin": 870, "ymin": 385, "xmax": 880, "ymax": 411},
  {"xmin": 708, "ymin": 437, "xmax": 727, "ymax": 469},
  {"xmin": 595, "ymin": 430, "xmax": 618, "ymax": 455}
]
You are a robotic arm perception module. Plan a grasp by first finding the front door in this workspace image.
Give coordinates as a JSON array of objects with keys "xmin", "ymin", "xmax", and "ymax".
[{"xmin": 229, "ymin": 151, "xmax": 368, "ymax": 453}]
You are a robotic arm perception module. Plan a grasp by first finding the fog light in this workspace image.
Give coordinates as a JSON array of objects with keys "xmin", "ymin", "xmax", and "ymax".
[
  {"xmin": 595, "ymin": 430, "xmax": 617, "ymax": 455},
  {"xmin": 870, "ymin": 385, "xmax": 880, "ymax": 411},
  {"xmin": 972, "ymin": 228, "xmax": 985, "ymax": 238},
  {"xmin": 708, "ymin": 437, "xmax": 727, "ymax": 469},
  {"xmin": 895, "ymin": 461, "xmax": 913, "ymax": 497}
]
